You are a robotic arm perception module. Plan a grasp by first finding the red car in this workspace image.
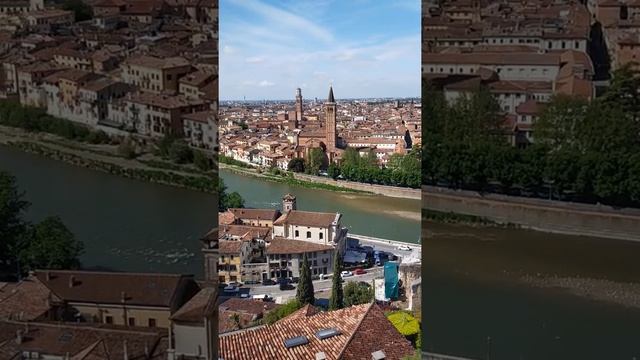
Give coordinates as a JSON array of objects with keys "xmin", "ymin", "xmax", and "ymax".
[{"xmin": 353, "ymin": 268, "xmax": 367, "ymax": 275}]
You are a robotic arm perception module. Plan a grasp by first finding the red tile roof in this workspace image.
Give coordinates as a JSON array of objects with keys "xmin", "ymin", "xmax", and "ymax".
[{"xmin": 219, "ymin": 303, "xmax": 414, "ymax": 360}]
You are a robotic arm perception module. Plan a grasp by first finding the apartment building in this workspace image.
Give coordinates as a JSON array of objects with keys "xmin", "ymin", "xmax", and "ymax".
[
  {"xmin": 121, "ymin": 55, "xmax": 192, "ymax": 94},
  {"xmin": 110, "ymin": 91, "xmax": 208, "ymax": 137},
  {"xmin": 182, "ymin": 110, "xmax": 218, "ymax": 150}
]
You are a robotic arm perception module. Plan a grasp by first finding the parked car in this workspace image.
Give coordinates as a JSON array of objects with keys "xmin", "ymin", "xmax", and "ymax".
[
  {"xmin": 397, "ymin": 245, "xmax": 412, "ymax": 251},
  {"xmin": 262, "ymin": 279, "xmax": 277, "ymax": 286},
  {"xmin": 279, "ymin": 278, "xmax": 294, "ymax": 291},
  {"xmin": 290, "ymin": 277, "xmax": 300, "ymax": 283},
  {"xmin": 223, "ymin": 285, "xmax": 239, "ymax": 293},
  {"xmin": 244, "ymin": 280, "xmax": 260, "ymax": 285},
  {"xmin": 353, "ymin": 268, "xmax": 367, "ymax": 275},
  {"xmin": 227, "ymin": 281, "xmax": 241, "ymax": 287},
  {"xmin": 240, "ymin": 293, "xmax": 250, "ymax": 298},
  {"xmin": 341, "ymin": 271, "xmax": 353, "ymax": 277}
]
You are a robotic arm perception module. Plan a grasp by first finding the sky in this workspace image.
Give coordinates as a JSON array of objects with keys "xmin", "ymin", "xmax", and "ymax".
[{"xmin": 219, "ymin": 0, "xmax": 421, "ymax": 101}]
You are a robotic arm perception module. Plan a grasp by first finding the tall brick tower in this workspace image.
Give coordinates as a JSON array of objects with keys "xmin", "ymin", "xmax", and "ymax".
[
  {"xmin": 295, "ymin": 87, "xmax": 303, "ymax": 123},
  {"xmin": 324, "ymin": 85, "xmax": 337, "ymax": 152}
]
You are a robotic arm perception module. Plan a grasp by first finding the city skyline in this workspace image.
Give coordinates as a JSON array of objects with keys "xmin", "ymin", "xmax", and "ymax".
[{"xmin": 220, "ymin": 0, "xmax": 421, "ymax": 100}]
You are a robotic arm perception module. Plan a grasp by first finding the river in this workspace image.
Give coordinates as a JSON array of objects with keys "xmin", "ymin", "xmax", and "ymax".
[
  {"xmin": 423, "ymin": 220, "xmax": 640, "ymax": 360},
  {"xmin": 219, "ymin": 168, "xmax": 421, "ymax": 243},
  {"xmin": 0, "ymin": 145, "xmax": 420, "ymax": 277}
]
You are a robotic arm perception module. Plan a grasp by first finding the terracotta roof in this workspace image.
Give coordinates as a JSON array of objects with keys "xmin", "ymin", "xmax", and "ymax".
[
  {"xmin": 34, "ymin": 270, "xmax": 190, "ymax": 308},
  {"xmin": 229, "ymin": 208, "xmax": 280, "ymax": 222},
  {"xmin": 274, "ymin": 210, "xmax": 338, "ymax": 228},
  {"xmin": 170, "ymin": 287, "xmax": 216, "ymax": 323},
  {"xmin": 515, "ymin": 99, "xmax": 542, "ymax": 115},
  {"xmin": 219, "ymin": 240, "xmax": 244, "ymax": 255},
  {"xmin": 0, "ymin": 320, "xmax": 167, "ymax": 359},
  {"xmin": 266, "ymin": 237, "xmax": 334, "ymax": 255},
  {"xmin": 125, "ymin": 55, "xmax": 190, "ymax": 69},
  {"xmin": 424, "ymin": 52, "xmax": 561, "ymax": 66},
  {"xmin": 219, "ymin": 303, "xmax": 414, "ymax": 360},
  {"xmin": 219, "ymin": 211, "xmax": 236, "ymax": 226},
  {"xmin": 220, "ymin": 225, "xmax": 271, "ymax": 240},
  {"xmin": 0, "ymin": 277, "xmax": 60, "ymax": 321}
]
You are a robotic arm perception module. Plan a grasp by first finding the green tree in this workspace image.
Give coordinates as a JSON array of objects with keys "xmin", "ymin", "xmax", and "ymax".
[
  {"xmin": 327, "ymin": 163, "xmax": 340, "ymax": 179},
  {"xmin": 169, "ymin": 140, "xmax": 194, "ymax": 164},
  {"xmin": 0, "ymin": 171, "xmax": 29, "ymax": 275},
  {"xmin": 218, "ymin": 179, "xmax": 244, "ymax": 211},
  {"xmin": 306, "ymin": 148, "xmax": 325, "ymax": 175},
  {"xmin": 343, "ymin": 281, "xmax": 373, "ymax": 307},
  {"xmin": 296, "ymin": 253, "xmax": 315, "ymax": 306},
  {"xmin": 117, "ymin": 138, "xmax": 137, "ymax": 159},
  {"xmin": 19, "ymin": 217, "xmax": 84, "ymax": 271},
  {"xmin": 328, "ymin": 252, "xmax": 344, "ymax": 310},
  {"xmin": 263, "ymin": 299, "xmax": 302, "ymax": 324},
  {"xmin": 287, "ymin": 158, "xmax": 305, "ymax": 173},
  {"xmin": 193, "ymin": 150, "xmax": 212, "ymax": 171}
]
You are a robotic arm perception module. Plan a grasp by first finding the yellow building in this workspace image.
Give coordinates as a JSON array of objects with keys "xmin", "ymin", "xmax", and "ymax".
[{"xmin": 218, "ymin": 240, "xmax": 250, "ymax": 284}]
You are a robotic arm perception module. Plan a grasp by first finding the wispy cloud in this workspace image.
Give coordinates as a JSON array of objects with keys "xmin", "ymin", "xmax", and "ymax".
[
  {"xmin": 227, "ymin": 0, "xmax": 333, "ymax": 43},
  {"xmin": 220, "ymin": 0, "xmax": 420, "ymax": 100}
]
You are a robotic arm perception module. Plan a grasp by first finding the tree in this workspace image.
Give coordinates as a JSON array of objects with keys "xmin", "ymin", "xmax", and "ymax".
[
  {"xmin": 18, "ymin": 217, "xmax": 84, "ymax": 271},
  {"xmin": 218, "ymin": 179, "xmax": 244, "ymax": 211},
  {"xmin": 193, "ymin": 150, "xmax": 212, "ymax": 171},
  {"xmin": 344, "ymin": 281, "xmax": 373, "ymax": 307},
  {"xmin": 117, "ymin": 138, "xmax": 137, "ymax": 159},
  {"xmin": 327, "ymin": 163, "xmax": 340, "ymax": 180},
  {"xmin": 328, "ymin": 251, "xmax": 344, "ymax": 310},
  {"xmin": 306, "ymin": 148, "xmax": 325, "ymax": 175},
  {"xmin": 296, "ymin": 253, "xmax": 315, "ymax": 306},
  {"xmin": 263, "ymin": 299, "xmax": 302, "ymax": 324},
  {"xmin": 287, "ymin": 158, "xmax": 305, "ymax": 173},
  {"xmin": 169, "ymin": 140, "xmax": 194, "ymax": 164},
  {"xmin": 62, "ymin": 0, "xmax": 93, "ymax": 21},
  {"xmin": 0, "ymin": 171, "xmax": 29, "ymax": 275}
]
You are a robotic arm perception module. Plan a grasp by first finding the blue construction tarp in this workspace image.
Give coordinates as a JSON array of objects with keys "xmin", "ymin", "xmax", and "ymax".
[{"xmin": 384, "ymin": 261, "xmax": 399, "ymax": 300}]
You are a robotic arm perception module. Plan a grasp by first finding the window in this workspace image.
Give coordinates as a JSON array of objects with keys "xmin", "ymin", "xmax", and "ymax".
[
  {"xmin": 306, "ymin": 231, "xmax": 311, "ymax": 239},
  {"xmin": 128, "ymin": 317, "xmax": 135, "ymax": 326},
  {"xmin": 105, "ymin": 315, "xmax": 113, "ymax": 324},
  {"xmin": 295, "ymin": 230, "xmax": 299, "ymax": 237},
  {"xmin": 148, "ymin": 318, "xmax": 157, "ymax": 327},
  {"xmin": 319, "ymin": 233, "xmax": 323, "ymax": 240}
]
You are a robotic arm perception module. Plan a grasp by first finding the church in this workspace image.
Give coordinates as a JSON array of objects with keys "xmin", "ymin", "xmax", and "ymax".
[{"xmin": 284, "ymin": 86, "xmax": 343, "ymax": 165}]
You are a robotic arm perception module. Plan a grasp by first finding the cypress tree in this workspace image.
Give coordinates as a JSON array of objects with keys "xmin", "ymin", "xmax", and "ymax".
[
  {"xmin": 296, "ymin": 252, "xmax": 315, "ymax": 305},
  {"xmin": 329, "ymin": 250, "xmax": 344, "ymax": 310}
]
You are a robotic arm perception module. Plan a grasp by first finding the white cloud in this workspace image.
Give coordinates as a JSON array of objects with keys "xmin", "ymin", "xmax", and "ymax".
[
  {"xmin": 258, "ymin": 80, "xmax": 275, "ymax": 87},
  {"xmin": 245, "ymin": 56, "xmax": 265, "ymax": 64},
  {"xmin": 227, "ymin": 0, "xmax": 333, "ymax": 43}
]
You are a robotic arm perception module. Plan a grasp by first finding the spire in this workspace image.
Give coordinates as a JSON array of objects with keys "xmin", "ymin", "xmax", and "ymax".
[{"xmin": 327, "ymin": 85, "xmax": 335, "ymax": 103}]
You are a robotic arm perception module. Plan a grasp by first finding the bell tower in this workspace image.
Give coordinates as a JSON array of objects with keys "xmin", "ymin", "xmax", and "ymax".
[
  {"xmin": 282, "ymin": 193, "xmax": 297, "ymax": 212},
  {"xmin": 324, "ymin": 85, "xmax": 337, "ymax": 152},
  {"xmin": 295, "ymin": 88, "xmax": 303, "ymax": 123}
]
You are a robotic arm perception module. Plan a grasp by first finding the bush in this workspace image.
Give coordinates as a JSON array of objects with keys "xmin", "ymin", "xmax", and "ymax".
[
  {"xmin": 168, "ymin": 140, "xmax": 193, "ymax": 164},
  {"xmin": 85, "ymin": 130, "xmax": 111, "ymax": 144},
  {"xmin": 118, "ymin": 139, "xmax": 137, "ymax": 159},
  {"xmin": 263, "ymin": 299, "xmax": 302, "ymax": 325},
  {"xmin": 193, "ymin": 150, "xmax": 212, "ymax": 171}
]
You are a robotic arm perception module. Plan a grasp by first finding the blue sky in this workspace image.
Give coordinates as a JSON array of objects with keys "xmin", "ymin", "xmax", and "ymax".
[{"xmin": 219, "ymin": 0, "xmax": 420, "ymax": 100}]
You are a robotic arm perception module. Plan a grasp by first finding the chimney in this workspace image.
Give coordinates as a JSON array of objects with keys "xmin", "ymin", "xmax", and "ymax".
[
  {"xmin": 121, "ymin": 291, "xmax": 127, "ymax": 303},
  {"xmin": 46, "ymin": 271, "xmax": 51, "ymax": 281},
  {"xmin": 15, "ymin": 330, "xmax": 23, "ymax": 345},
  {"xmin": 315, "ymin": 352, "xmax": 327, "ymax": 360},
  {"xmin": 371, "ymin": 350, "xmax": 386, "ymax": 360},
  {"xmin": 68, "ymin": 275, "xmax": 75, "ymax": 288}
]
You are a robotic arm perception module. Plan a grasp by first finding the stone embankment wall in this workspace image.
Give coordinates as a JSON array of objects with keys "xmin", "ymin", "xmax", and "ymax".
[
  {"xmin": 294, "ymin": 173, "xmax": 421, "ymax": 200},
  {"xmin": 423, "ymin": 185, "xmax": 640, "ymax": 241}
]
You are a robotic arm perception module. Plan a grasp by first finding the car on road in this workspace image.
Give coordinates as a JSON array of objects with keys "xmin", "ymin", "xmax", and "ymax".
[
  {"xmin": 353, "ymin": 268, "xmax": 367, "ymax": 275},
  {"xmin": 262, "ymin": 279, "xmax": 277, "ymax": 286},
  {"xmin": 341, "ymin": 271, "xmax": 353, "ymax": 277},
  {"xmin": 223, "ymin": 285, "xmax": 239, "ymax": 293},
  {"xmin": 397, "ymin": 245, "xmax": 412, "ymax": 251},
  {"xmin": 279, "ymin": 278, "xmax": 295, "ymax": 291},
  {"xmin": 239, "ymin": 293, "xmax": 250, "ymax": 298},
  {"xmin": 244, "ymin": 280, "xmax": 260, "ymax": 285},
  {"xmin": 227, "ymin": 281, "xmax": 241, "ymax": 287}
]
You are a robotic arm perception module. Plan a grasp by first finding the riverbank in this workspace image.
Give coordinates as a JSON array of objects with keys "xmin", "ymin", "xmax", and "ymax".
[
  {"xmin": 423, "ymin": 185, "xmax": 640, "ymax": 241},
  {"xmin": 219, "ymin": 162, "xmax": 421, "ymax": 199},
  {"xmin": 0, "ymin": 125, "xmax": 216, "ymax": 194}
]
